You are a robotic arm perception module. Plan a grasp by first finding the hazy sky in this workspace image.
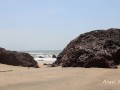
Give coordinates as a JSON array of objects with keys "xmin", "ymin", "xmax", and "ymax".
[{"xmin": 0, "ymin": 0, "xmax": 120, "ymax": 50}]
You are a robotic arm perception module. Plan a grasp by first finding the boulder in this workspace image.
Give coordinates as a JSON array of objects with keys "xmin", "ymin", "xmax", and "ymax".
[
  {"xmin": 0, "ymin": 48, "xmax": 39, "ymax": 68},
  {"xmin": 52, "ymin": 54, "xmax": 57, "ymax": 58},
  {"xmin": 52, "ymin": 28, "xmax": 120, "ymax": 68}
]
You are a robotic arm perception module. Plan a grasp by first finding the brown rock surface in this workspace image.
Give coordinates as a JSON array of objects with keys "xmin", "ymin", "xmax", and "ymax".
[
  {"xmin": 0, "ymin": 48, "xmax": 39, "ymax": 68},
  {"xmin": 52, "ymin": 28, "xmax": 120, "ymax": 68}
]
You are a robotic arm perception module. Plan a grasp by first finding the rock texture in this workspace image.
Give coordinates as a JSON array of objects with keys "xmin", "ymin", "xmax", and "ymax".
[
  {"xmin": 52, "ymin": 28, "xmax": 120, "ymax": 68},
  {"xmin": 0, "ymin": 48, "xmax": 39, "ymax": 68}
]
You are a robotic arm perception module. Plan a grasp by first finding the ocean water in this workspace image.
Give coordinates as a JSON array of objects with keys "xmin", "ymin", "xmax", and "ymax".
[{"xmin": 23, "ymin": 50, "xmax": 61, "ymax": 61}]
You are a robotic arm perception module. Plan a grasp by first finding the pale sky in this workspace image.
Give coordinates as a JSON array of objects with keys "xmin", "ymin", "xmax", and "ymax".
[{"xmin": 0, "ymin": 0, "xmax": 120, "ymax": 50}]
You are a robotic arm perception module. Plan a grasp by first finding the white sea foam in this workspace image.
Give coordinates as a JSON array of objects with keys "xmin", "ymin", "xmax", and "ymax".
[
  {"xmin": 34, "ymin": 57, "xmax": 56, "ymax": 61},
  {"xmin": 23, "ymin": 50, "xmax": 61, "ymax": 61}
]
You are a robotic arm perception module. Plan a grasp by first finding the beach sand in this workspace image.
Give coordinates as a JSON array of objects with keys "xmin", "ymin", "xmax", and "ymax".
[{"xmin": 0, "ymin": 61, "xmax": 120, "ymax": 90}]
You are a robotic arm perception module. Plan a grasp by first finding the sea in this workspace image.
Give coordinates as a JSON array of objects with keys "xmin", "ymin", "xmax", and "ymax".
[{"xmin": 22, "ymin": 50, "xmax": 62, "ymax": 62}]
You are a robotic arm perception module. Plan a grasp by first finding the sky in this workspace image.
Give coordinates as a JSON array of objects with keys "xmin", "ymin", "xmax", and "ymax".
[{"xmin": 0, "ymin": 0, "xmax": 120, "ymax": 51}]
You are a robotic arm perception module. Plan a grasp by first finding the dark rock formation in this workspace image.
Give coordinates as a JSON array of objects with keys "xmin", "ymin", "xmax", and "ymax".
[
  {"xmin": 0, "ymin": 48, "xmax": 39, "ymax": 68},
  {"xmin": 39, "ymin": 56, "xmax": 43, "ymax": 58},
  {"xmin": 52, "ymin": 54, "xmax": 57, "ymax": 58},
  {"xmin": 52, "ymin": 28, "xmax": 120, "ymax": 68}
]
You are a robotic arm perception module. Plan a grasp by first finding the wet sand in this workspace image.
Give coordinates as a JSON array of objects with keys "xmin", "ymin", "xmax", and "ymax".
[{"xmin": 0, "ymin": 61, "xmax": 120, "ymax": 90}]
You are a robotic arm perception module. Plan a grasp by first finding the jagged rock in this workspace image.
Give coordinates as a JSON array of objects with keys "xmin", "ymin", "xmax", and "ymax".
[
  {"xmin": 52, "ymin": 28, "xmax": 120, "ymax": 68},
  {"xmin": 0, "ymin": 48, "xmax": 39, "ymax": 68}
]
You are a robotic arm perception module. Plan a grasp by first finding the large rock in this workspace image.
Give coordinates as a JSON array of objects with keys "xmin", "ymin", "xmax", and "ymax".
[
  {"xmin": 52, "ymin": 28, "xmax": 120, "ymax": 68},
  {"xmin": 0, "ymin": 48, "xmax": 39, "ymax": 68}
]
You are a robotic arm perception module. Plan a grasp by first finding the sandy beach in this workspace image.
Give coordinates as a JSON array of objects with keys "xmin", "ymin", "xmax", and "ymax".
[{"xmin": 0, "ymin": 61, "xmax": 120, "ymax": 90}]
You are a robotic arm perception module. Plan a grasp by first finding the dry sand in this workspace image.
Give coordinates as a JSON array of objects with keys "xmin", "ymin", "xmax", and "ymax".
[{"xmin": 0, "ymin": 61, "xmax": 120, "ymax": 90}]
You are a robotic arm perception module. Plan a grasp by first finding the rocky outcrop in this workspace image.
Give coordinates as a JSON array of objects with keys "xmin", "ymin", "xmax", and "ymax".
[
  {"xmin": 52, "ymin": 54, "xmax": 57, "ymax": 58},
  {"xmin": 52, "ymin": 28, "xmax": 120, "ymax": 68},
  {"xmin": 0, "ymin": 48, "xmax": 39, "ymax": 68}
]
